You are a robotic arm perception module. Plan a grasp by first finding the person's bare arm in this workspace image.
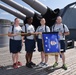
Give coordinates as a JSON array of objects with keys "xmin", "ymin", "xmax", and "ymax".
[
  {"xmin": 8, "ymin": 32, "xmax": 18, "ymax": 37},
  {"xmin": 59, "ymin": 31, "xmax": 70, "ymax": 36},
  {"xmin": 21, "ymin": 32, "xmax": 31, "ymax": 36},
  {"xmin": 64, "ymin": 32, "xmax": 70, "ymax": 36}
]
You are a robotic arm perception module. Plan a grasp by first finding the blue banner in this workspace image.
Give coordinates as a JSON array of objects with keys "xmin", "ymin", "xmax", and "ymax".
[{"xmin": 42, "ymin": 32, "xmax": 60, "ymax": 54}]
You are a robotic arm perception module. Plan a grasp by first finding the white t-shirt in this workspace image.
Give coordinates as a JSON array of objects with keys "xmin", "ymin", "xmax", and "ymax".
[
  {"xmin": 22, "ymin": 24, "xmax": 35, "ymax": 40},
  {"xmin": 8, "ymin": 25, "xmax": 22, "ymax": 40},
  {"xmin": 52, "ymin": 23, "xmax": 69, "ymax": 40},
  {"xmin": 36, "ymin": 25, "xmax": 50, "ymax": 39}
]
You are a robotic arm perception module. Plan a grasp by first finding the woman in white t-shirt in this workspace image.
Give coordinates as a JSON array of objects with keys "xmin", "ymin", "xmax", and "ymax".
[
  {"xmin": 36, "ymin": 18, "xmax": 50, "ymax": 68},
  {"xmin": 22, "ymin": 17, "xmax": 36, "ymax": 68},
  {"xmin": 8, "ymin": 18, "xmax": 22, "ymax": 68}
]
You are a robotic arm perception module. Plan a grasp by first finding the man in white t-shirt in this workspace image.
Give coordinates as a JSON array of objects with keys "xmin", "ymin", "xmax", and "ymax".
[
  {"xmin": 52, "ymin": 16, "xmax": 70, "ymax": 70},
  {"xmin": 36, "ymin": 18, "xmax": 50, "ymax": 68}
]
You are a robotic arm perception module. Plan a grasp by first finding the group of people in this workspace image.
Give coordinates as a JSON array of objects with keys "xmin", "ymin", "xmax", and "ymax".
[{"xmin": 7, "ymin": 16, "xmax": 70, "ymax": 70}]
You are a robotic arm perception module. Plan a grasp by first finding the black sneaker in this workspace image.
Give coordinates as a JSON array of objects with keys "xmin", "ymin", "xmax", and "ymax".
[
  {"xmin": 30, "ymin": 62, "xmax": 36, "ymax": 66},
  {"xmin": 62, "ymin": 64, "xmax": 67, "ymax": 70},
  {"xmin": 26, "ymin": 63, "xmax": 33, "ymax": 68}
]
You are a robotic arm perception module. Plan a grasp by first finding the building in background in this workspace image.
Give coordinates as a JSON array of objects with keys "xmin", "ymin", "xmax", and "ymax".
[
  {"xmin": 0, "ymin": 19, "xmax": 11, "ymax": 47},
  {"xmin": 61, "ymin": 2, "xmax": 76, "ymax": 40}
]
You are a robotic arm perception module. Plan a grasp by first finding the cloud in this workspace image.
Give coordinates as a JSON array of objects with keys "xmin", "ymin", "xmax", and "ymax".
[
  {"xmin": 0, "ymin": 17, "xmax": 7, "ymax": 19},
  {"xmin": 42, "ymin": 0, "xmax": 47, "ymax": 1},
  {"xmin": 39, "ymin": 0, "xmax": 46, "ymax": 2},
  {"xmin": 1, "ymin": 12, "xmax": 10, "ymax": 15},
  {"xmin": 0, "ymin": 12, "xmax": 14, "ymax": 17}
]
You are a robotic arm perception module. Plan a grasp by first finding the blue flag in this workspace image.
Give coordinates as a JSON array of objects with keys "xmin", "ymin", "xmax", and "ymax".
[{"xmin": 42, "ymin": 32, "xmax": 60, "ymax": 54}]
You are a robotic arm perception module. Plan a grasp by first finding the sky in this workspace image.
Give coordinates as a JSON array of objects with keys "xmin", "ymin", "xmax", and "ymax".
[{"xmin": 0, "ymin": 0, "xmax": 76, "ymax": 23}]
